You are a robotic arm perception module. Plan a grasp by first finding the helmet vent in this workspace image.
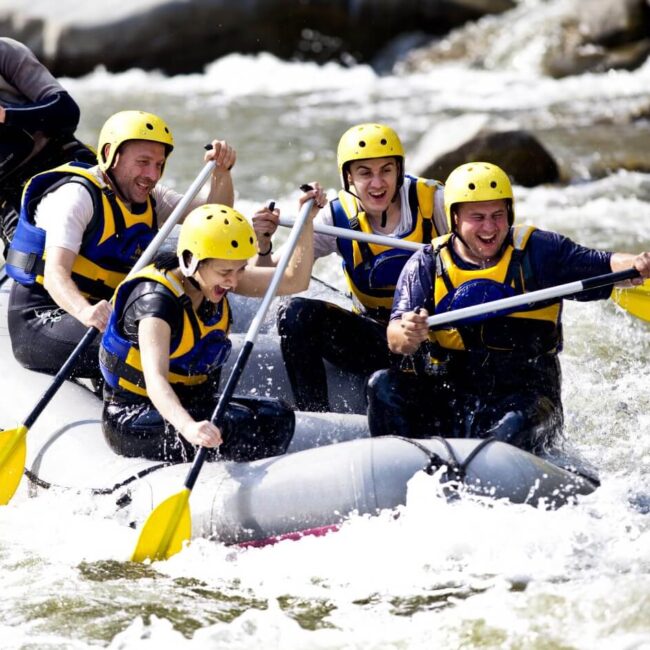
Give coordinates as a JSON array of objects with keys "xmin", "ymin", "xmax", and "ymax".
[
  {"xmin": 490, "ymin": 181, "xmax": 497, "ymax": 188},
  {"xmin": 223, "ymin": 218, "xmax": 229, "ymax": 225},
  {"xmin": 231, "ymin": 240, "xmax": 239, "ymax": 248},
  {"xmin": 380, "ymin": 139, "xmax": 387, "ymax": 145},
  {"xmin": 359, "ymin": 140, "xmax": 366, "ymax": 147},
  {"xmin": 468, "ymin": 183, "xmax": 476, "ymax": 190},
  {"xmin": 145, "ymin": 123, "xmax": 154, "ymax": 131}
]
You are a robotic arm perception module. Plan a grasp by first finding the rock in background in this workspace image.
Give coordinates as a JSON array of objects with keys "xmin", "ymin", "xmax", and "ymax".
[
  {"xmin": 0, "ymin": 0, "xmax": 515, "ymax": 77},
  {"xmin": 402, "ymin": 0, "xmax": 650, "ymax": 77},
  {"xmin": 410, "ymin": 115, "xmax": 559, "ymax": 186}
]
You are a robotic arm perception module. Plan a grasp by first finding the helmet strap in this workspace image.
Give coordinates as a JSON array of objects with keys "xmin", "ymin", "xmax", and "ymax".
[
  {"xmin": 186, "ymin": 276, "xmax": 201, "ymax": 290},
  {"xmin": 380, "ymin": 210, "xmax": 388, "ymax": 228},
  {"xmin": 179, "ymin": 251, "xmax": 199, "ymax": 277}
]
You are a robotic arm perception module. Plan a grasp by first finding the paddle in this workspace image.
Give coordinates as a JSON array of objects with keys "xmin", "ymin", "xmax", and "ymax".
[
  {"xmin": 612, "ymin": 280, "xmax": 650, "ymax": 320},
  {"xmin": 425, "ymin": 268, "xmax": 643, "ymax": 328},
  {"xmin": 279, "ymin": 218, "xmax": 649, "ymax": 322},
  {"xmin": 131, "ymin": 196, "xmax": 315, "ymax": 563},
  {"xmin": 278, "ymin": 216, "xmax": 422, "ymax": 251},
  {"xmin": 0, "ymin": 160, "xmax": 217, "ymax": 506}
]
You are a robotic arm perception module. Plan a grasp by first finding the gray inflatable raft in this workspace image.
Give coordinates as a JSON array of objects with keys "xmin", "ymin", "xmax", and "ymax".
[{"xmin": 0, "ymin": 277, "xmax": 598, "ymax": 549}]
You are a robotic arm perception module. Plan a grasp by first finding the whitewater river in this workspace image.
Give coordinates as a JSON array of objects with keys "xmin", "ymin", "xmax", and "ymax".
[{"xmin": 1, "ymin": 0, "xmax": 649, "ymax": 647}]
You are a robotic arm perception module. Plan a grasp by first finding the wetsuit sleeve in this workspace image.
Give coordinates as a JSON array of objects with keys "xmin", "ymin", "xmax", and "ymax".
[
  {"xmin": 528, "ymin": 229, "xmax": 614, "ymax": 300},
  {"xmin": 0, "ymin": 38, "xmax": 79, "ymax": 134},
  {"xmin": 390, "ymin": 246, "xmax": 436, "ymax": 320},
  {"xmin": 3, "ymin": 91, "xmax": 80, "ymax": 135},
  {"xmin": 119, "ymin": 281, "xmax": 183, "ymax": 343}
]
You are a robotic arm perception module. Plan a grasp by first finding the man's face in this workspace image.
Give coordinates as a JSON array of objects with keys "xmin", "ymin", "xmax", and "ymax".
[
  {"xmin": 347, "ymin": 156, "xmax": 398, "ymax": 216},
  {"xmin": 109, "ymin": 140, "xmax": 166, "ymax": 204},
  {"xmin": 454, "ymin": 199, "xmax": 510, "ymax": 264}
]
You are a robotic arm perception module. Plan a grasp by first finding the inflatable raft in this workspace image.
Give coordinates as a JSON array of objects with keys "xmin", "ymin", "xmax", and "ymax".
[{"xmin": 0, "ymin": 277, "xmax": 598, "ymax": 549}]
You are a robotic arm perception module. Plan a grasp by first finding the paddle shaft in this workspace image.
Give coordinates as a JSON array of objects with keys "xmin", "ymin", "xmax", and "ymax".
[
  {"xmin": 279, "ymin": 219, "xmax": 642, "ymax": 326},
  {"xmin": 426, "ymin": 267, "xmax": 641, "ymax": 328},
  {"xmin": 183, "ymin": 198, "xmax": 315, "ymax": 492},
  {"xmin": 278, "ymin": 216, "xmax": 423, "ymax": 252},
  {"xmin": 21, "ymin": 160, "xmax": 217, "ymax": 428}
]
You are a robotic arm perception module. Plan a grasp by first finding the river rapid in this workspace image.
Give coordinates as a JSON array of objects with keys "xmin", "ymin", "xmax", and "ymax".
[{"xmin": 1, "ymin": 0, "xmax": 650, "ymax": 647}]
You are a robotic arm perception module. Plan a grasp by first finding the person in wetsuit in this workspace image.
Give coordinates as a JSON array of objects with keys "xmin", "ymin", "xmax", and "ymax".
[
  {"xmin": 0, "ymin": 37, "xmax": 95, "ymax": 252},
  {"xmin": 5, "ymin": 109, "xmax": 236, "ymax": 381},
  {"xmin": 100, "ymin": 191, "xmax": 325, "ymax": 463},
  {"xmin": 255, "ymin": 122, "xmax": 447, "ymax": 412},
  {"xmin": 367, "ymin": 162, "xmax": 650, "ymax": 452}
]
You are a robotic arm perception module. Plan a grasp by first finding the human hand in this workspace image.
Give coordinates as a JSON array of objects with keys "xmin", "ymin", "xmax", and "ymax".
[
  {"xmin": 632, "ymin": 251, "xmax": 650, "ymax": 283},
  {"xmin": 399, "ymin": 308, "xmax": 430, "ymax": 347},
  {"xmin": 77, "ymin": 300, "xmax": 112, "ymax": 331},
  {"xmin": 181, "ymin": 420, "xmax": 223, "ymax": 448},
  {"xmin": 299, "ymin": 182, "xmax": 327, "ymax": 218},
  {"xmin": 252, "ymin": 202, "xmax": 279, "ymax": 253},
  {"xmin": 205, "ymin": 139, "xmax": 236, "ymax": 171}
]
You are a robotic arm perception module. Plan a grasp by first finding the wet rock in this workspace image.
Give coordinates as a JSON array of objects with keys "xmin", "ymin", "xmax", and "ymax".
[
  {"xmin": 415, "ymin": 125, "xmax": 559, "ymax": 187},
  {"xmin": 578, "ymin": 0, "xmax": 648, "ymax": 47},
  {"xmin": 542, "ymin": 0, "xmax": 650, "ymax": 77},
  {"xmin": 0, "ymin": 0, "xmax": 515, "ymax": 77}
]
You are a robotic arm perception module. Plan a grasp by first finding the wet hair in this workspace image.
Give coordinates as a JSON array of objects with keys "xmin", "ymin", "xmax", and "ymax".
[
  {"xmin": 154, "ymin": 250, "xmax": 203, "ymax": 289},
  {"xmin": 153, "ymin": 251, "xmax": 178, "ymax": 271}
]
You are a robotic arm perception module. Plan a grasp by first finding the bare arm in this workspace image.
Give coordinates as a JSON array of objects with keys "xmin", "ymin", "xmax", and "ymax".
[
  {"xmin": 251, "ymin": 186, "xmax": 329, "ymax": 268},
  {"xmin": 204, "ymin": 139, "xmax": 236, "ymax": 207},
  {"xmin": 138, "ymin": 317, "xmax": 222, "ymax": 448},
  {"xmin": 235, "ymin": 185, "xmax": 326, "ymax": 296},
  {"xmin": 43, "ymin": 247, "xmax": 112, "ymax": 330}
]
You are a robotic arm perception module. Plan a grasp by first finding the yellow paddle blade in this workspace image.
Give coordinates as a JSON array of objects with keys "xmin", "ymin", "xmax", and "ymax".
[
  {"xmin": 612, "ymin": 281, "xmax": 650, "ymax": 321},
  {"xmin": 131, "ymin": 488, "xmax": 192, "ymax": 563},
  {"xmin": 0, "ymin": 425, "xmax": 27, "ymax": 505}
]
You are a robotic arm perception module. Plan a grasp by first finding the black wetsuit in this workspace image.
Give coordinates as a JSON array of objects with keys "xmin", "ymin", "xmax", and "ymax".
[
  {"xmin": 277, "ymin": 296, "xmax": 392, "ymax": 412},
  {"xmin": 0, "ymin": 38, "xmax": 95, "ymax": 250},
  {"xmin": 8, "ymin": 281, "xmax": 102, "ymax": 379}
]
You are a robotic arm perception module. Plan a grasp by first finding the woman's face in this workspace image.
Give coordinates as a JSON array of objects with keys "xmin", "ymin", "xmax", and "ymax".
[{"xmin": 193, "ymin": 258, "xmax": 248, "ymax": 303}]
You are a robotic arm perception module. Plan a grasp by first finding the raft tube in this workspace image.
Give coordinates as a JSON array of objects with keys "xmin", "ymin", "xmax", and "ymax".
[{"xmin": 0, "ymin": 277, "xmax": 598, "ymax": 549}]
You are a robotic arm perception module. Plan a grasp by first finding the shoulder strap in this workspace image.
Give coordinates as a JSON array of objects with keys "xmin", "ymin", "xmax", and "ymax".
[{"xmin": 505, "ymin": 225, "xmax": 537, "ymax": 291}]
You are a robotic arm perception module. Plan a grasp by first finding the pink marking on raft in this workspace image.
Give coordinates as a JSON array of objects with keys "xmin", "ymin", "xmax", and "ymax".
[{"xmin": 237, "ymin": 523, "xmax": 342, "ymax": 548}]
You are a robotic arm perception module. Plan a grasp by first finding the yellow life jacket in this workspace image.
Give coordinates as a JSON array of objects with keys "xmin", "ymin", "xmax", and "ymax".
[
  {"xmin": 430, "ymin": 226, "xmax": 562, "ymax": 354},
  {"xmin": 100, "ymin": 265, "xmax": 232, "ymax": 397},
  {"xmin": 7, "ymin": 162, "xmax": 157, "ymax": 302},
  {"xmin": 332, "ymin": 174, "xmax": 442, "ymax": 322}
]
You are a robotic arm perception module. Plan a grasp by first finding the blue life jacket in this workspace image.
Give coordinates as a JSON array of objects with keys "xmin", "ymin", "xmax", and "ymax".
[
  {"xmin": 332, "ymin": 174, "xmax": 442, "ymax": 323},
  {"xmin": 6, "ymin": 162, "xmax": 157, "ymax": 302},
  {"xmin": 100, "ymin": 265, "xmax": 232, "ymax": 398},
  {"xmin": 429, "ymin": 226, "xmax": 562, "ymax": 356}
]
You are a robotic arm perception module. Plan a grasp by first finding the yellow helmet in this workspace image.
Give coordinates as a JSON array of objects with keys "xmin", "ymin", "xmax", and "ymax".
[
  {"xmin": 444, "ymin": 162, "xmax": 514, "ymax": 231},
  {"xmin": 177, "ymin": 204, "xmax": 257, "ymax": 276},
  {"xmin": 336, "ymin": 123, "xmax": 405, "ymax": 190},
  {"xmin": 97, "ymin": 110, "xmax": 174, "ymax": 172}
]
